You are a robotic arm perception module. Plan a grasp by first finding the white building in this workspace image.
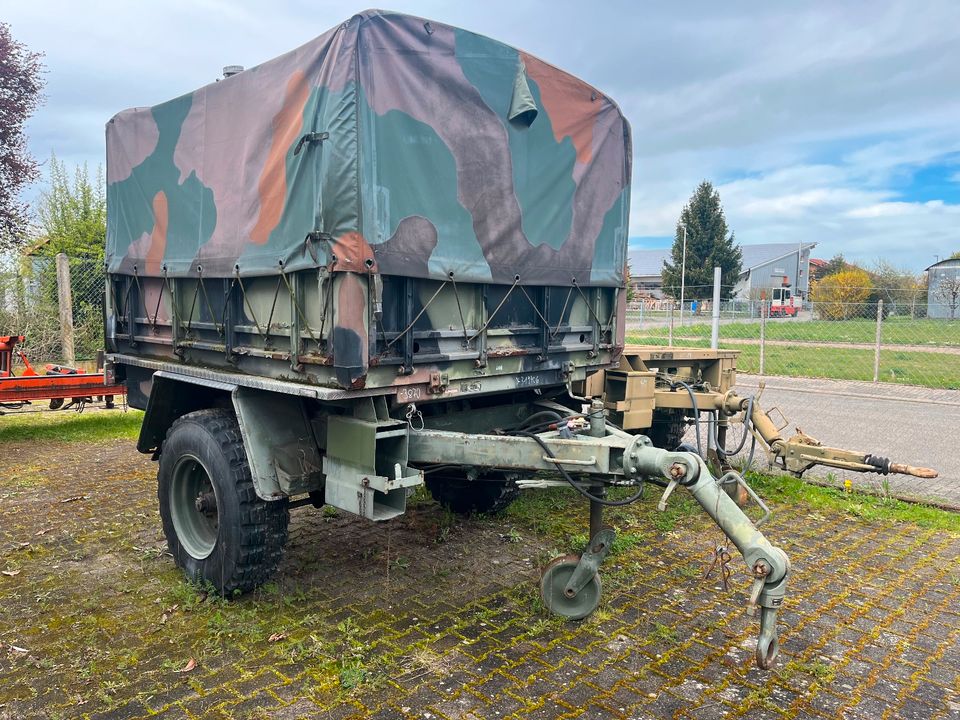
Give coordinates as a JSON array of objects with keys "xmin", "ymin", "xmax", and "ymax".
[
  {"xmin": 926, "ymin": 258, "xmax": 960, "ymax": 319},
  {"xmin": 628, "ymin": 242, "xmax": 817, "ymax": 300}
]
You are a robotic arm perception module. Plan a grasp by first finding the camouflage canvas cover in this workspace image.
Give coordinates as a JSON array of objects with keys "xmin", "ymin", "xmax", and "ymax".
[{"xmin": 106, "ymin": 10, "xmax": 631, "ymax": 287}]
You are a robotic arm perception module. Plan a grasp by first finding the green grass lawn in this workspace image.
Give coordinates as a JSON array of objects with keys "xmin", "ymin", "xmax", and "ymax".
[
  {"xmin": 0, "ymin": 408, "xmax": 144, "ymax": 443},
  {"xmin": 632, "ymin": 316, "xmax": 960, "ymax": 346},
  {"xmin": 626, "ymin": 335, "xmax": 960, "ymax": 389}
]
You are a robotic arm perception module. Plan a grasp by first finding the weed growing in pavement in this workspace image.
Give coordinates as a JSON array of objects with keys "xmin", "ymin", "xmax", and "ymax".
[
  {"xmin": 743, "ymin": 685, "xmax": 779, "ymax": 712},
  {"xmin": 503, "ymin": 527, "xmax": 523, "ymax": 543},
  {"xmin": 647, "ymin": 623, "xmax": 679, "ymax": 645},
  {"xmin": 778, "ymin": 659, "xmax": 836, "ymax": 684},
  {"xmin": 335, "ymin": 617, "xmax": 377, "ymax": 691}
]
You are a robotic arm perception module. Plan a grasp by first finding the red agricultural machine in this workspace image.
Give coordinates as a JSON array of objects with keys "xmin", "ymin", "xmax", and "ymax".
[{"xmin": 0, "ymin": 335, "xmax": 126, "ymax": 413}]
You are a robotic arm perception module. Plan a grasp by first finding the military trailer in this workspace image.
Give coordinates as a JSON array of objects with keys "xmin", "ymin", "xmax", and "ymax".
[{"xmin": 103, "ymin": 10, "xmax": 933, "ymax": 670}]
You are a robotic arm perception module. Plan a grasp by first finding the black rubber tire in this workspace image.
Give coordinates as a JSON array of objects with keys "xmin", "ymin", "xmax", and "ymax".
[
  {"xmin": 157, "ymin": 409, "xmax": 289, "ymax": 596},
  {"xmin": 646, "ymin": 408, "xmax": 688, "ymax": 451},
  {"xmin": 425, "ymin": 472, "xmax": 520, "ymax": 515}
]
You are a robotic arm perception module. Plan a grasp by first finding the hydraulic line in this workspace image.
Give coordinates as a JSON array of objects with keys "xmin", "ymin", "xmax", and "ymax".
[
  {"xmin": 663, "ymin": 374, "xmax": 757, "ymax": 466},
  {"xmin": 668, "ymin": 378, "xmax": 703, "ymax": 457},
  {"xmin": 514, "ymin": 431, "xmax": 645, "ymax": 507},
  {"xmin": 711, "ymin": 395, "xmax": 754, "ymax": 459}
]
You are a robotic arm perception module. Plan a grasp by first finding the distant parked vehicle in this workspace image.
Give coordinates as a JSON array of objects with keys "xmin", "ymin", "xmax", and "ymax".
[{"xmin": 769, "ymin": 285, "xmax": 801, "ymax": 318}]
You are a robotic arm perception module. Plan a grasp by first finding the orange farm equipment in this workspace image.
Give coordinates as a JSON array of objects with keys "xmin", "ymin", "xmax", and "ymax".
[{"xmin": 0, "ymin": 335, "xmax": 126, "ymax": 412}]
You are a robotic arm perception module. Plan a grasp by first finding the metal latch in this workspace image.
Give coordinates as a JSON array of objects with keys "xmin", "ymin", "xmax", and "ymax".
[
  {"xmin": 294, "ymin": 131, "xmax": 329, "ymax": 155},
  {"xmin": 428, "ymin": 371, "xmax": 449, "ymax": 394}
]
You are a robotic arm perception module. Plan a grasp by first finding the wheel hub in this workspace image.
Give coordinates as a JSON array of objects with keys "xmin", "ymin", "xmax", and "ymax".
[
  {"xmin": 169, "ymin": 456, "xmax": 219, "ymax": 560},
  {"xmin": 540, "ymin": 554, "xmax": 602, "ymax": 620},
  {"xmin": 195, "ymin": 491, "xmax": 217, "ymax": 514}
]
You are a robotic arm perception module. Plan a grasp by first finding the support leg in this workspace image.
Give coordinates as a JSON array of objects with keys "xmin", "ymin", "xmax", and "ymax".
[{"xmin": 589, "ymin": 486, "xmax": 606, "ymax": 539}]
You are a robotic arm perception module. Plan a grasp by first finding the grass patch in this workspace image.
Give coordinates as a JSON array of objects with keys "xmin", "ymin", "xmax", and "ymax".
[
  {"xmin": 504, "ymin": 468, "xmax": 958, "ymax": 550},
  {"xmin": 733, "ymin": 343, "xmax": 960, "ymax": 389},
  {"xmin": 630, "ymin": 316, "xmax": 960, "ymax": 346},
  {"xmin": 625, "ymin": 334, "xmax": 960, "ymax": 389},
  {"xmin": 0, "ymin": 409, "xmax": 143, "ymax": 444},
  {"xmin": 746, "ymin": 471, "xmax": 960, "ymax": 532},
  {"xmin": 647, "ymin": 623, "xmax": 679, "ymax": 645}
]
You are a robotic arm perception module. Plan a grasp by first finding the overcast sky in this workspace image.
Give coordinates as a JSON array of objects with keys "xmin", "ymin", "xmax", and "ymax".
[{"xmin": 6, "ymin": 0, "xmax": 959, "ymax": 270}]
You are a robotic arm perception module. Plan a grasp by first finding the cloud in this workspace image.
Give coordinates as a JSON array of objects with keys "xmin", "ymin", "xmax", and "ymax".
[{"xmin": 6, "ymin": 0, "xmax": 959, "ymax": 269}]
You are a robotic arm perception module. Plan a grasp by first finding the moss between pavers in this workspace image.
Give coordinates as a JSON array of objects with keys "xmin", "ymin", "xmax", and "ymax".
[{"xmin": 1, "ymin": 417, "xmax": 959, "ymax": 719}]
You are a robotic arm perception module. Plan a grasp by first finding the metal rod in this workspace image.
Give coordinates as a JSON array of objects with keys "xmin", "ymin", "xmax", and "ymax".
[
  {"xmin": 679, "ymin": 223, "xmax": 687, "ymax": 328},
  {"xmin": 669, "ymin": 301, "xmax": 674, "ymax": 347},
  {"xmin": 873, "ymin": 299, "xmax": 883, "ymax": 383},
  {"xmin": 589, "ymin": 487, "xmax": 606, "ymax": 539},
  {"xmin": 759, "ymin": 297, "xmax": 766, "ymax": 376},
  {"xmin": 711, "ymin": 265, "xmax": 721, "ymax": 349}
]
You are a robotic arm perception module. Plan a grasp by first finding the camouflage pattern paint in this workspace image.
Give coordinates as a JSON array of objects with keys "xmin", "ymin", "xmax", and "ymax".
[{"xmin": 106, "ymin": 10, "xmax": 631, "ymax": 287}]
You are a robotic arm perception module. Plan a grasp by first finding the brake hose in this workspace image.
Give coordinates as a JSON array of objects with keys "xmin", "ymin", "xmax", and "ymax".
[{"xmin": 514, "ymin": 431, "xmax": 646, "ymax": 507}]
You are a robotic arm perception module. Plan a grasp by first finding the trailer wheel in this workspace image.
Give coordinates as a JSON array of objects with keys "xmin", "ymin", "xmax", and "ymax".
[
  {"xmin": 540, "ymin": 554, "xmax": 602, "ymax": 620},
  {"xmin": 158, "ymin": 409, "xmax": 289, "ymax": 596},
  {"xmin": 425, "ymin": 472, "xmax": 520, "ymax": 515},
  {"xmin": 647, "ymin": 409, "xmax": 687, "ymax": 451}
]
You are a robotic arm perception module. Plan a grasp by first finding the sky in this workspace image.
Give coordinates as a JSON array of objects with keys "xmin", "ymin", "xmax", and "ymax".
[{"xmin": 5, "ymin": 0, "xmax": 959, "ymax": 271}]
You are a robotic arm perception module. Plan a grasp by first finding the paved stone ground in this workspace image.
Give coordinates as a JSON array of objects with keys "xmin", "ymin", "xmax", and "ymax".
[
  {"xmin": 1, "ymin": 423, "xmax": 959, "ymax": 720},
  {"xmin": 735, "ymin": 375, "xmax": 960, "ymax": 508}
]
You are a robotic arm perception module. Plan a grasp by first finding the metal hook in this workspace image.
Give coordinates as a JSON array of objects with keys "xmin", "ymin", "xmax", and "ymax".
[
  {"xmin": 404, "ymin": 403, "xmax": 424, "ymax": 432},
  {"xmin": 756, "ymin": 606, "xmax": 780, "ymax": 669}
]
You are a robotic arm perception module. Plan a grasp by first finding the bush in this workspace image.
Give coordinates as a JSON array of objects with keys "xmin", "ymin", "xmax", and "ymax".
[{"xmin": 810, "ymin": 268, "xmax": 873, "ymax": 320}]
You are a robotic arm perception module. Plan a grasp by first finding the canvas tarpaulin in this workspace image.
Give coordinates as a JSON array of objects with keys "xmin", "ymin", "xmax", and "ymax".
[{"xmin": 105, "ymin": 10, "xmax": 631, "ymax": 286}]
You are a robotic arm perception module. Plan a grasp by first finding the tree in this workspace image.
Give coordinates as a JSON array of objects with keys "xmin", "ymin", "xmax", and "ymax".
[
  {"xmin": 16, "ymin": 157, "xmax": 108, "ymax": 362},
  {"xmin": 661, "ymin": 181, "xmax": 742, "ymax": 301},
  {"xmin": 934, "ymin": 274, "xmax": 960, "ymax": 320},
  {"xmin": 0, "ymin": 23, "xmax": 44, "ymax": 249},
  {"xmin": 948, "ymin": 251, "xmax": 960, "ymax": 260},
  {"xmin": 870, "ymin": 260, "xmax": 926, "ymax": 318},
  {"xmin": 810, "ymin": 268, "xmax": 873, "ymax": 320},
  {"xmin": 821, "ymin": 254, "xmax": 847, "ymax": 277},
  {"xmin": 35, "ymin": 155, "xmax": 106, "ymax": 259}
]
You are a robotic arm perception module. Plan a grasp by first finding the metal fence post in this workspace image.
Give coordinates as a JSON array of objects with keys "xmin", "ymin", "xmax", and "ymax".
[
  {"xmin": 873, "ymin": 299, "xmax": 883, "ymax": 383},
  {"xmin": 55, "ymin": 253, "xmax": 75, "ymax": 364},
  {"xmin": 711, "ymin": 266, "xmax": 721, "ymax": 349},
  {"xmin": 759, "ymin": 299, "xmax": 766, "ymax": 376},
  {"xmin": 668, "ymin": 301, "xmax": 674, "ymax": 347}
]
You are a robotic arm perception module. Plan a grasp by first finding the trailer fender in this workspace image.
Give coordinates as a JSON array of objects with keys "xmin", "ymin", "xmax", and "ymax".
[
  {"xmin": 139, "ymin": 372, "xmax": 236, "ymax": 454},
  {"xmin": 141, "ymin": 373, "xmax": 323, "ymax": 501}
]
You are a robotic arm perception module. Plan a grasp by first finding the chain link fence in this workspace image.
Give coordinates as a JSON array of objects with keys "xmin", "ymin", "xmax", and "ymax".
[
  {"xmin": 627, "ymin": 288, "xmax": 960, "ymax": 390},
  {"xmin": 0, "ymin": 253, "xmax": 105, "ymax": 366},
  {"xmin": 2, "ymin": 260, "xmax": 957, "ymax": 389}
]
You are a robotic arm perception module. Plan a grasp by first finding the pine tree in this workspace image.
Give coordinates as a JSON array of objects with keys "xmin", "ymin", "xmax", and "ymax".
[
  {"xmin": 661, "ymin": 181, "xmax": 742, "ymax": 301},
  {"xmin": 822, "ymin": 254, "xmax": 847, "ymax": 277}
]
